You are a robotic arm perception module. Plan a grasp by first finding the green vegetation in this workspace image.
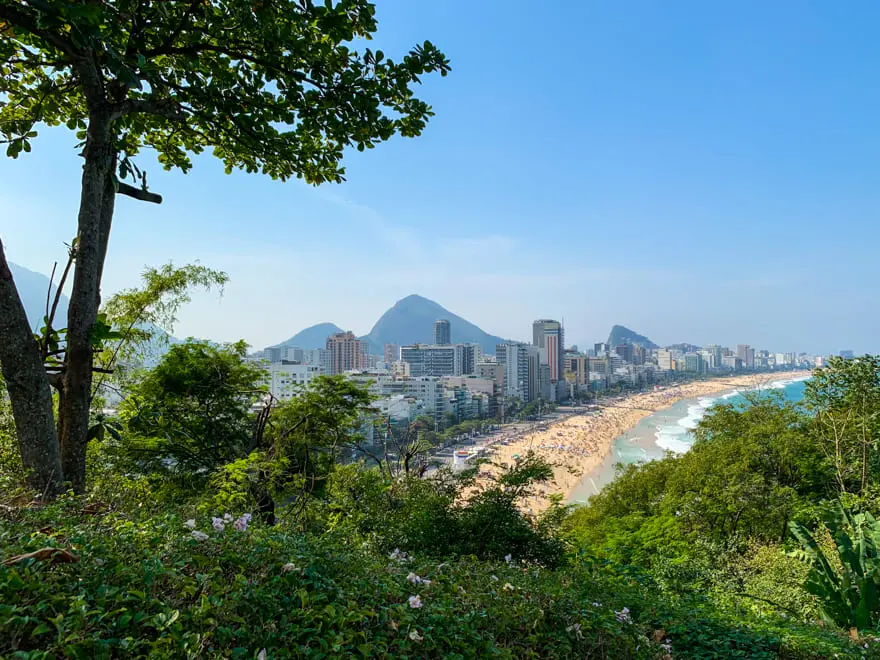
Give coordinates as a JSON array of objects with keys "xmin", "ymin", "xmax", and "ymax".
[
  {"xmin": 0, "ymin": 1, "xmax": 878, "ymax": 656},
  {"xmin": 3, "ymin": 344, "xmax": 880, "ymax": 656}
]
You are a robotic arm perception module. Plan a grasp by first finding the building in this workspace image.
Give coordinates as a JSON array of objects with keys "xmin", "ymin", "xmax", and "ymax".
[
  {"xmin": 391, "ymin": 360, "xmax": 410, "ymax": 378},
  {"xmin": 266, "ymin": 362, "xmax": 321, "ymax": 400},
  {"xmin": 433, "ymin": 319, "xmax": 451, "ymax": 346},
  {"xmin": 594, "ymin": 342, "xmax": 609, "ymax": 356},
  {"xmin": 327, "ymin": 331, "xmax": 367, "ymax": 374},
  {"xmin": 564, "ymin": 354, "xmax": 588, "ymax": 385},
  {"xmin": 383, "ymin": 344, "xmax": 400, "ymax": 363},
  {"xmin": 656, "ymin": 349, "xmax": 673, "ymax": 371},
  {"xmin": 705, "ymin": 345, "xmax": 724, "ymax": 370},
  {"xmin": 614, "ymin": 343, "xmax": 633, "ymax": 363},
  {"xmin": 496, "ymin": 342, "xmax": 540, "ymax": 402},
  {"xmin": 455, "ymin": 343, "xmax": 482, "ymax": 375},
  {"xmin": 302, "ymin": 348, "xmax": 331, "ymax": 374},
  {"xmin": 683, "ymin": 353, "xmax": 704, "ymax": 374},
  {"xmin": 532, "ymin": 319, "xmax": 564, "ymax": 384},
  {"xmin": 722, "ymin": 355, "xmax": 742, "ymax": 370},
  {"xmin": 401, "ymin": 344, "xmax": 456, "ymax": 377}
]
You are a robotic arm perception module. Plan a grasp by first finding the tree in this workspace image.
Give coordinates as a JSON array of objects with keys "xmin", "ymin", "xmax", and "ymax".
[
  {"xmin": 118, "ymin": 340, "xmax": 265, "ymax": 478},
  {"xmin": 805, "ymin": 356, "xmax": 880, "ymax": 495},
  {"xmin": 0, "ymin": 0, "xmax": 449, "ymax": 494}
]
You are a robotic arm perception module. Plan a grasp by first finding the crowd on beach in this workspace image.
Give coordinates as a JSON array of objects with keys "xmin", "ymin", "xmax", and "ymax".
[{"xmin": 472, "ymin": 372, "xmax": 811, "ymax": 514}]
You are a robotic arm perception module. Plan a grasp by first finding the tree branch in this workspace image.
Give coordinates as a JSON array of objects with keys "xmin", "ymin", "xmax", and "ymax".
[{"xmin": 115, "ymin": 181, "xmax": 162, "ymax": 204}]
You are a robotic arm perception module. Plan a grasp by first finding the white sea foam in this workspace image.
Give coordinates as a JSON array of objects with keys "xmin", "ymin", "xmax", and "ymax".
[{"xmin": 653, "ymin": 376, "xmax": 809, "ymax": 455}]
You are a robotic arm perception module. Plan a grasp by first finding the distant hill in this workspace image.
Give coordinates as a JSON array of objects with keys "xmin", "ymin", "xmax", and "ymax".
[
  {"xmin": 273, "ymin": 322, "xmax": 344, "ymax": 350},
  {"xmin": 362, "ymin": 294, "xmax": 506, "ymax": 354},
  {"xmin": 607, "ymin": 324, "xmax": 659, "ymax": 349},
  {"xmin": 8, "ymin": 261, "xmax": 69, "ymax": 330}
]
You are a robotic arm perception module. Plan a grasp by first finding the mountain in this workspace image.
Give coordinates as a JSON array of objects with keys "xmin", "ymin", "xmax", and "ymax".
[
  {"xmin": 273, "ymin": 322, "xmax": 344, "ymax": 350},
  {"xmin": 8, "ymin": 261, "xmax": 69, "ymax": 330},
  {"xmin": 362, "ymin": 294, "xmax": 506, "ymax": 354},
  {"xmin": 607, "ymin": 324, "xmax": 659, "ymax": 349}
]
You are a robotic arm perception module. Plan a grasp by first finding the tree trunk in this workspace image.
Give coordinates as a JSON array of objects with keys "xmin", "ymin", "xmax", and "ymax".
[
  {"xmin": 0, "ymin": 238, "xmax": 64, "ymax": 495},
  {"xmin": 57, "ymin": 114, "xmax": 115, "ymax": 494}
]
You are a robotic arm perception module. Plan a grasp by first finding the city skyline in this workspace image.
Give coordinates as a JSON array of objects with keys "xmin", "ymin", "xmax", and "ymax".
[{"xmin": 3, "ymin": 1, "xmax": 879, "ymax": 355}]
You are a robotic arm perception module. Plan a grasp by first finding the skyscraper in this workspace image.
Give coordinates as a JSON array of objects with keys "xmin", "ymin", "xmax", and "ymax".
[
  {"xmin": 532, "ymin": 319, "xmax": 564, "ymax": 383},
  {"xmin": 496, "ymin": 342, "xmax": 539, "ymax": 402},
  {"xmin": 433, "ymin": 319, "xmax": 451, "ymax": 345},
  {"xmin": 326, "ymin": 331, "xmax": 367, "ymax": 374}
]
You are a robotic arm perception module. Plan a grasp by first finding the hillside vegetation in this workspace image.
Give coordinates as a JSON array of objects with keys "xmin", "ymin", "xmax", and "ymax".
[{"xmin": 2, "ymin": 352, "xmax": 880, "ymax": 658}]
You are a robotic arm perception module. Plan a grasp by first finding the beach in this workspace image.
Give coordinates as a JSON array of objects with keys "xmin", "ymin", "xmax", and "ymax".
[{"xmin": 473, "ymin": 371, "xmax": 812, "ymax": 514}]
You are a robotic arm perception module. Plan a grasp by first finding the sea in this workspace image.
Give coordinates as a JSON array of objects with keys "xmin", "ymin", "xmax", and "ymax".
[{"xmin": 567, "ymin": 375, "xmax": 811, "ymax": 504}]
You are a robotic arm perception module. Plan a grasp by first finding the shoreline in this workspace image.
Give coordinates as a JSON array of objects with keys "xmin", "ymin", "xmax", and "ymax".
[{"xmin": 475, "ymin": 371, "xmax": 812, "ymax": 515}]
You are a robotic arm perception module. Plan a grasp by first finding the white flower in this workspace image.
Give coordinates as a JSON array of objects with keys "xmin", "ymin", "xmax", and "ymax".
[
  {"xmin": 503, "ymin": 583, "xmax": 515, "ymax": 591},
  {"xmin": 592, "ymin": 602, "xmax": 601, "ymax": 607},
  {"xmin": 408, "ymin": 630, "xmax": 423, "ymax": 642},
  {"xmin": 211, "ymin": 517, "xmax": 226, "ymax": 532},
  {"xmin": 490, "ymin": 575, "xmax": 499, "ymax": 582},
  {"xmin": 504, "ymin": 554, "xmax": 512, "ymax": 564},
  {"xmin": 282, "ymin": 563, "xmax": 298, "ymax": 573},
  {"xmin": 615, "ymin": 607, "xmax": 632, "ymax": 624},
  {"xmin": 408, "ymin": 595, "xmax": 423, "ymax": 609},
  {"xmin": 257, "ymin": 650, "xmax": 267, "ymax": 660},
  {"xmin": 407, "ymin": 572, "xmax": 420, "ymax": 584},
  {"xmin": 184, "ymin": 519, "xmax": 196, "ymax": 529},
  {"xmin": 390, "ymin": 548, "xmax": 411, "ymax": 563},
  {"xmin": 190, "ymin": 530, "xmax": 209, "ymax": 541},
  {"xmin": 223, "ymin": 513, "xmax": 234, "ymax": 523},
  {"xmin": 234, "ymin": 513, "xmax": 252, "ymax": 532}
]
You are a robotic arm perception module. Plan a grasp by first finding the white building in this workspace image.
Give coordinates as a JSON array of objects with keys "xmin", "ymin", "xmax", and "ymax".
[{"xmin": 266, "ymin": 363, "xmax": 321, "ymax": 400}]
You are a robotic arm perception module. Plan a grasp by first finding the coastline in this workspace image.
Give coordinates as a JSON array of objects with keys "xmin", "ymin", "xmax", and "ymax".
[{"xmin": 476, "ymin": 371, "xmax": 812, "ymax": 515}]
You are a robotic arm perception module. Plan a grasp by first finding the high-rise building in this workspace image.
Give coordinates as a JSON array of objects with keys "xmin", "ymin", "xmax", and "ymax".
[
  {"xmin": 383, "ymin": 343, "xmax": 400, "ymax": 363},
  {"xmin": 706, "ymin": 345, "xmax": 723, "ymax": 370},
  {"xmin": 656, "ymin": 349, "xmax": 673, "ymax": 371},
  {"xmin": 735, "ymin": 344, "xmax": 756, "ymax": 369},
  {"xmin": 327, "ymin": 331, "xmax": 367, "ymax": 374},
  {"xmin": 455, "ymin": 343, "xmax": 482, "ymax": 375},
  {"xmin": 532, "ymin": 319, "xmax": 564, "ymax": 383},
  {"xmin": 433, "ymin": 319, "xmax": 451, "ymax": 346},
  {"xmin": 683, "ymin": 353, "xmax": 704, "ymax": 373},
  {"xmin": 496, "ymin": 342, "xmax": 539, "ymax": 402},
  {"xmin": 594, "ymin": 342, "xmax": 609, "ymax": 356},
  {"xmin": 614, "ymin": 343, "xmax": 633, "ymax": 363},
  {"xmin": 401, "ymin": 344, "xmax": 456, "ymax": 377},
  {"xmin": 301, "ymin": 348, "xmax": 331, "ymax": 374}
]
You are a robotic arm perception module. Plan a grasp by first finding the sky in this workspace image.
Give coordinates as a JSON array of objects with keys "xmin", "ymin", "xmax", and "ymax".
[{"xmin": 2, "ymin": 0, "xmax": 879, "ymax": 355}]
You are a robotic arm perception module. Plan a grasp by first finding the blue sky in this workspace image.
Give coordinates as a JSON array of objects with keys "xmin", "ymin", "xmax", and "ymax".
[{"xmin": 2, "ymin": 0, "xmax": 879, "ymax": 354}]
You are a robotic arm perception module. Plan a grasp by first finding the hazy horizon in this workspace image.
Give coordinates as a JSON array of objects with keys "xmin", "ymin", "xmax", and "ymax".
[{"xmin": 3, "ymin": 0, "xmax": 878, "ymax": 355}]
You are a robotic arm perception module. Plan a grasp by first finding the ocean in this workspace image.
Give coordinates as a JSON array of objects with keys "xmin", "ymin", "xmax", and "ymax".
[{"xmin": 567, "ymin": 375, "xmax": 811, "ymax": 504}]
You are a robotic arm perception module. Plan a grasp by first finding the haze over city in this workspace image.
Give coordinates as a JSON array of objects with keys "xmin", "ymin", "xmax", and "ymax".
[{"xmin": 3, "ymin": 0, "xmax": 878, "ymax": 354}]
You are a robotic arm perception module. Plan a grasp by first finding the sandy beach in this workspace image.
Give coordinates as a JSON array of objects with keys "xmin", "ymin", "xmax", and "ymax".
[{"xmin": 474, "ymin": 371, "xmax": 812, "ymax": 514}]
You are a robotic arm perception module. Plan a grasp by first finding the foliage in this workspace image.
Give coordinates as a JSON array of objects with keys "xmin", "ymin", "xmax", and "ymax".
[
  {"xmin": 97, "ymin": 262, "xmax": 228, "ymax": 374},
  {"xmin": 567, "ymin": 393, "xmax": 830, "ymax": 565},
  {"xmin": 208, "ymin": 375, "xmax": 376, "ymax": 521},
  {"xmin": 0, "ymin": 0, "xmax": 450, "ymax": 183},
  {"xmin": 325, "ymin": 452, "xmax": 567, "ymax": 567},
  {"xmin": 117, "ymin": 340, "xmax": 265, "ymax": 480},
  {"xmin": 790, "ymin": 500, "xmax": 880, "ymax": 630},
  {"xmin": 805, "ymin": 356, "xmax": 880, "ymax": 495},
  {"xmin": 1, "ymin": 498, "xmax": 868, "ymax": 659}
]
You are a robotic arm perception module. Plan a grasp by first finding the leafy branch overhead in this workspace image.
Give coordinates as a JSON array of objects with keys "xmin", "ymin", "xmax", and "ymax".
[{"xmin": 0, "ymin": 0, "xmax": 451, "ymax": 183}]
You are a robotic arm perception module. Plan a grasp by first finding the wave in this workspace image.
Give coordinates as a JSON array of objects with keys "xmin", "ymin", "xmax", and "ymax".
[{"xmin": 653, "ymin": 376, "xmax": 810, "ymax": 455}]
